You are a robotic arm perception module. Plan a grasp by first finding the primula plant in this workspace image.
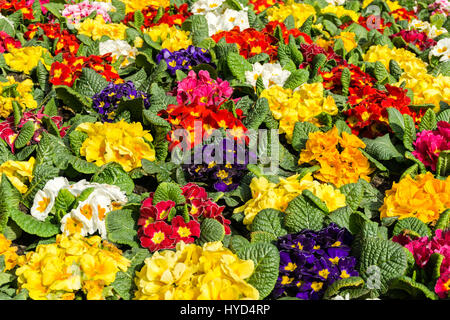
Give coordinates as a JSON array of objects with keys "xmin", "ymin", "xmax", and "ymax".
[{"xmin": 0, "ymin": 0, "xmax": 449, "ymax": 303}]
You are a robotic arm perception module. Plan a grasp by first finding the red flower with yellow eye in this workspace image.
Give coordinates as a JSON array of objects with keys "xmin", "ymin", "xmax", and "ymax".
[
  {"xmin": 390, "ymin": 8, "xmax": 417, "ymax": 22},
  {"xmin": 262, "ymin": 21, "xmax": 313, "ymax": 45},
  {"xmin": 169, "ymin": 216, "xmax": 200, "ymax": 244},
  {"xmin": 122, "ymin": 4, "xmax": 192, "ymax": 29},
  {"xmin": 212, "ymin": 27, "xmax": 278, "ymax": 60},
  {"xmin": 139, "ymin": 221, "xmax": 175, "ymax": 252},
  {"xmin": 321, "ymin": 64, "xmax": 376, "ymax": 93}
]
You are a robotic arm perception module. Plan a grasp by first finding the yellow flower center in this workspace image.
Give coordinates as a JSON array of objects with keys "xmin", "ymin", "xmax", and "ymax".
[
  {"xmin": 340, "ymin": 270, "xmax": 351, "ymax": 279},
  {"xmin": 37, "ymin": 197, "xmax": 50, "ymax": 213},
  {"xmin": 329, "ymin": 257, "xmax": 340, "ymax": 265},
  {"xmin": 80, "ymin": 204, "xmax": 93, "ymax": 220},
  {"xmin": 311, "ymin": 281, "xmax": 323, "ymax": 292},
  {"xmin": 284, "ymin": 262, "xmax": 297, "ymax": 272},
  {"xmin": 318, "ymin": 269, "xmax": 330, "ymax": 279},
  {"xmin": 151, "ymin": 231, "xmax": 165, "ymax": 244},
  {"xmin": 177, "ymin": 226, "xmax": 191, "ymax": 238}
]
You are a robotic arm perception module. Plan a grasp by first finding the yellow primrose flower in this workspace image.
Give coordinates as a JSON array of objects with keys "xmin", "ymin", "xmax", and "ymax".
[
  {"xmin": 362, "ymin": 0, "xmax": 401, "ymax": 10},
  {"xmin": 76, "ymin": 15, "xmax": 127, "ymax": 40},
  {"xmin": 364, "ymin": 45, "xmax": 450, "ymax": 110},
  {"xmin": 134, "ymin": 241, "xmax": 259, "ymax": 300},
  {"xmin": 0, "ymin": 76, "xmax": 37, "ymax": 118},
  {"xmin": 76, "ymin": 120, "xmax": 156, "ymax": 172},
  {"xmin": 298, "ymin": 127, "xmax": 374, "ymax": 187},
  {"xmin": 0, "ymin": 157, "xmax": 35, "ymax": 194},
  {"xmin": 15, "ymin": 233, "xmax": 130, "ymax": 300},
  {"xmin": 261, "ymin": 84, "xmax": 338, "ymax": 143},
  {"xmin": 321, "ymin": 5, "xmax": 360, "ymax": 22},
  {"xmin": 234, "ymin": 173, "xmax": 346, "ymax": 226},
  {"xmin": 143, "ymin": 23, "xmax": 192, "ymax": 52},
  {"xmin": 380, "ymin": 173, "xmax": 450, "ymax": 224},
  {"xmin": 3, "ymin": 46, "xmax": 52, "ymax": 75},
  {"xmin": 266, "ymin": 3, "xmax": 316, "ymax": 29},
  {"xmin": 0, "ymin": 233, "xmax": 19, "ymax": 272},
  {"xmin": 334, "ymin": 32, "xmax": 358, "ymax": 52}
]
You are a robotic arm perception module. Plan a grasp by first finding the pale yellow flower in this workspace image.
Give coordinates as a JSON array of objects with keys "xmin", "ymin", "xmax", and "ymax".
[
  {"xmin": 4, "ymin": 46, "xmax": 51, "ymax": 75},
  {"xmin": 0, "ymin": 157, "xmax": 35, "ymax": 193}
]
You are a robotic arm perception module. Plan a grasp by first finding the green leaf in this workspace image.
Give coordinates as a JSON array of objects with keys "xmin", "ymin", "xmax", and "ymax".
[
  {"xmin": 9, "ymin": 209, "xmax": 59, "ymax": 238},
  {"xmin": 284, "ymin": 194, "xmax": 326, "ymax": 232},
  {"xmin": 435, "ymin": 209, "xmax": 450, "ymax": 232},
  {"xmin": 283, "ymin": 69, "xmax": 309, "ymax": 90},
  {"xmin": 362, "ymin": 134, "xmax": 403, "ymax": 160},
  {"xmin": 243, "ymin": 97, "xmax": 270, "ymax": 130},
  {"xmin": 339, "ymin": 181, "xmax": 364, "ymax": 212},
  {"xmin": 239, "ymin": 242, "xmax": 280, "ymax": 299},
  {"xmin": 341, "ymin": 67, "xmax": 351, "ymax": 95},
  {"xmin": 229, "ymin": 235, "xmax": 251, "ymax": 255},
  {"xmin": 300, "ymin": 15, "xmax": 314, "ymax": 34},
  {"xmin": 373, "ymin": 61, "xmax": 390, "ymax": 83},
  {"xmin": 152, "ymin": 182, "xmax": 185, "ymax": 205},
  {"xmin": 323, "ymin": 276, "xmax": 365, "ymax": 299},
  {"xmin": 250, "ymin": 231, "xmax": 277, "ymax": 243},
  {"xmin": 0, "ymin": 174, "xmax": 21, "ymax": 232},
  {"xmin": 250, "ymin": 209, "xmax": 287, "ymax": 237},
  {"xmin": 402, "ymin": 114, "xmax": 416, "ymax": 152},
  {"xmin": 55, "ymin": 85, "xmax": 91, "ymax": 113},
  {"xmin": 436, "ymin": 150, "xmax": 450, "ymax": 177},
  {"xmin": 68, "ymin": 157, "xmax": 98, "ymax": 174},
  {"xmin": 141, "ymin": 159, "xmax": 177, "ymax": 183},
  {"xmin": 105, "ymin": 209, "xmax": 139, "ymax": 247},
  {"xmin": 302, "ymin": 189, "xmax": 329, "ymax": 213},
  {"xmin": 76, "ymin": 68, "xmax": 109, "ymax": 97},
  {"xmin": 182, "ymin": 15, "xmax": 209, "ymax": 46},
  {"xmin": 311, "ymin": 54, "xmax": 327, "ymax": 77},
  {"xmin": 14, "ymin": 121, "xmax": 35, "ymax": 150},
  {"xmin": 53, "ymin": 189, "xmax": 76, "ymax": 219},
  {"xmin": 227, "ymin": 52, "xmax": 252, "ymax": 82},
  {"xmin": 426, "ymin": 252, "xmax": 444, "ymax": 285},
  {"xmin": 389, "ymin": 276, "xmax": 439, "ymax": 300},
  {"xmin": 112, "ymin": 247, "xmax": 151, "ymax": 300},
  {"xmin": 68, "ymin": 130, "xmax": 87, "ymax": 157},
  {"xmin": 291, "ymin": 121, "xmax": 320, "ymax": 151},
  {"xmin": 91, "ymin": 162, "xmax": 135, "ymax": 195},
  {"xmin": 197, "ymin": 218, "xmax": 225, "ymax": 246},
  {"xmin": 392, "ymin": 217, "xmax": 431, "ymax": 238},
  {"xmin": 418, "ymin": 109, "xmax": 437, "ymax": 132},
  {"xmin": 359, "ymin": 237, "xmax": 407, "ymax": 295},
  {"xmin": 387, "ymin": 107, "xmax": 405, "ymax": 140}
]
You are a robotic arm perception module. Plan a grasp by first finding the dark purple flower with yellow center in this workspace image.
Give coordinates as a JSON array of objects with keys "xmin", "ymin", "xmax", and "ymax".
[
  {"xmin": 92, "ymin": 81, "xmax": 150, "ymax": 122},
  {"xmin": 272, "ymin": 223, "xmax": 359, "ymax": 300},
  {"xmin": 183, "ymin": 138, "xmax": 255, "ymax": 192},
  {"xmin": 156, "ymin": 45, "xmax": 213, "ymax": 75}
]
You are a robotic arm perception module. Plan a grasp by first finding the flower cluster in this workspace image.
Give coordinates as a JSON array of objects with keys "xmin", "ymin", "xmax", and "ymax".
[
  {"xmin": 0, "ymin": 233, "xmax": 19, "ymax": 272},
  {"xmin": 134, "ymin": 241, "xmax": 259, "ymax": 300},
  {"xmin": 298, "ymin": 127, "xmax": 374, "ymax": 187},
  {"xmin": 262, "ymin": 21, "xmax": 313, "ymax": 45},
  {"xmin": 344, "ymin": 84, "xmax": 418, "ymax": 138},
  {"xmin": 299, "ymin": 43, "xmax": 344, "ymax": 69},
  {"xmin": 408, "ymin": 19, "xmax": 447, "ymax": 39},
  {"xmin": 191, "ymin": 0, "xmax": 250, "ymax": 36},
  {"xmin": 143, "ymin": 23, "xmax": 192, "ymax": 52},
  {"xmin": 429, "ymin": 0, "xmax": 450, "ymax": 16},
  {"xmin": 430, "ymin": 38, "xmax": 450, "ymax": 63},
  {"xmin": 266, "ymin": 2, "xmax": 316, "ymax": 29},
  {"xmin": 30, "ymin": 177, "xmax": 128, "ymax": 239},
  {"xmin": 235, "ymin": 173, "xmax": 346, "ymax": 226},
  {"xmin": 393, "ymin": 229, "xmax": 450, "ymax": 298},
  {"xmin": 183, "ymin": 138, "xmax": 256, "ymax": 192},
  {"xmin": 50, "ymin": 53, "xmax": 120, "ymax": 87},
  {"xmin": 249, "ymin": 0, "xmax": 280, "ymax": 14},
  {"xmin": 15, "ymin": 233, "xmax": 130, "ymax": 300},
  {"xmin": 364, "ymin": 44, "xmax": 450, "ymax": 109},
  {"xmin": 62, "ymin": 0, "xmax": 113, "ymax": 24},
  {"xmin": 212, "ymin": 26, "xmax": 278, "ymax": 60},
  {"xmin": 261, "ymin": 83, "xmax": 338, "ymax": 142},
  {"xmin": 3, "ymin": 46, "xmax": 52, "ymax": 75},
  {"xmin": 99, "ymin": 39, "xmax": 139, "ymax": 68},
  {"xmin": 412, "ymin": 121, "xmax": 450, "ymax": 171},
  {"xmin": 120, "ymin": 0, "xmax": 170, "ymax": 14},
  {"xmin": 0, "ymin": 76, "xmax": 37, "ymax": 118},
  {"xmin": 175, "ymin": 70, "xmax": 233, "ymax": 106},
  {"xmin": 274, "ymin": 223, "xmax": 358, "ymax": 300},
  {"xmin": 92, "ymin": 81, "xmax": 150, "ymax": 122},
  {"xmin": 25, "ymin": 23, "xmax": 80, "ymax": 56},
  {"xmin": 75, "ymin": 15, "xmax": 127, "ymax": 41},
  {"xmin": 390, "ymin": 8, "xmax": 417, "ymax": 22},
  {"xmin": 156, "ymin": 46, "xmax": 213, "ymax": 75},
  {"xmin": 245, "ymin": 62, "xmax": 291, "ymax": 89},
  {"xmin": 0, "ymin": 31, "xmax": 20, "ymax": 53},
  {"xmin": 390, "ymin": 30, "xmax": 437, "ymax": 51},
  {"xmin": 380, "ymin": 172, "xmax": 450, "ymax": 224},
  {"xmin": 76, "ymin": 120, "xmax": 156, "ymax": 172},
  {"xmin": 0, "ymin": 0, "xmax": 36, "ymax": 20},
  {"xmin": 321, "ymin": 63, "xmax": 376, "ymax": 94},
  {"xmin": 122, "ymin": 4, "xmax": 191, "ymax": 29},
  {"xmin": 138, "ymin": 183, "xmax": 230, "ymax": 252}
]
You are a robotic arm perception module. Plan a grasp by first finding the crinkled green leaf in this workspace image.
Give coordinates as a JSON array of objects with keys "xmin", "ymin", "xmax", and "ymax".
[
  {"xmin": 239, "ymin": 242, "xmax": 280, "ymax": 299},
  {"xmin": 14, "ymin": 121, "xmax": 34, "ymax": 150},
  {"xmin": 91, "ymin": 162, "xmax": 135, "ymax": 195},
  {"xmin": 197, "ymin": 218, "xmax": 225, "ymax": 246},
  {"xmin": 389, "ymin": 276, "xmax": 439, "ymax": 300},
  {"xmin": 291, "ymin": 121, "xmax": 320, "ymax": 152},
  {"xmin": 152, "ymin": 182, "xmax": 185, "ymax": 205},
  {"xmin": 284, "ymin": 194, "xmax": 326, "ymax": 232},
  {"xmin": 418, "ymin": 108, "xmax": 437, "ymax": 132},
  {"xmin": 323, "ymin": 276, "xmax": 365, "ymax": 299},
  {"xmin": 392, "ymin": 217, "xmax": 432, "ymax": 238},
  {"xmin": 9, "ymin": 209, "xmax": 59, "ymax": 238},
  {"xmin": 105, "ymin": 209, "xmax": 139, "ymax": 247},
  {"xmin": 250, "ymin": 209, "xmax": 287, "ymax": 237}
]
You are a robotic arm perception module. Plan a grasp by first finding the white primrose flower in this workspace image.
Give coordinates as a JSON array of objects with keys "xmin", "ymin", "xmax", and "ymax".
[
  {"xmin": 30, "ymin": 177, "xmax": 70, "ymax": 221},
  {"xmin": 245, "ymin": 62, "xmax": 291, "ymax": 89},
  {"xmin": 99, "ymin": 39, "xmax": 138, "ymax": 68},
  {"xmin": 408, "ymin": 19, "xmax": 447, "ymax": 39},
  {"xmin": 325, "ymin": 0, "xmax": 346, "ymax": 5},
  {"xmin": 191, "ymin": 0, "xmax": 226, "ymax": 14},
  {"xmin": 430, "ymin": 38, "xmax": 450, "ymax": 62},
  {"xmin": 60, "ymin": 183, "xmax": 127, "ymax": 239}
]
